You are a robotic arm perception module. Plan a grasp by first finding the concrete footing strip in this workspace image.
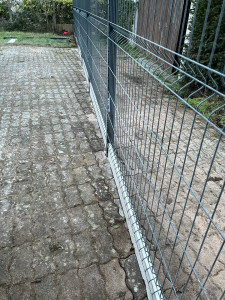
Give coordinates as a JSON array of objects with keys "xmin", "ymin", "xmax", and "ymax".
[
  {"xmin": 76, "ymin": 42, "xmax": 164, "ymax": 300},
  {"xmin": 107, "ymin": 144, "xmax": 164, "ymax": 300}
]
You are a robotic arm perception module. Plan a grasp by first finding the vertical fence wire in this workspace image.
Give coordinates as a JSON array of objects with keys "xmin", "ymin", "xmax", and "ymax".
[{"xmin": 73, "ymin": 0, "xmax": 225, "ymax": 299}]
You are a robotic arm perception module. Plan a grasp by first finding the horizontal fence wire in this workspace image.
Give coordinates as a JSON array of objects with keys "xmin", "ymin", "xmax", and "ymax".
[{"xmin": 73, "ymin": 0, "xmax": 225, "ymax": 299}]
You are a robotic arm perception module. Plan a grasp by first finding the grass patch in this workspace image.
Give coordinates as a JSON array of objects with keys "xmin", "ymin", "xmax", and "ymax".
[
  {"xmin": 0, "ymin": 31, "xmax": 76, "ymax": 47},
  {"xmin": 120, "ymin": 43, "xmax": 225, "ymax": 128},
  {"xmin": 120, "ymin": 43, "xmax": 176, "ymax": 85},
  {"xmin": 166, "ymin": 79, "xmax": 225, "ymax": 128},
  {"xmin": 121, "ymin": 43, "xmax": 149, "ymax": 61},
  {"xmin": 183, "ymin": 97, "xmax": 225, "ymax": 128}
]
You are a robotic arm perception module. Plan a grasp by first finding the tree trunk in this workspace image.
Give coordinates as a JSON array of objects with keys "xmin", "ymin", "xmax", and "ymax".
[
  {"xmin": 7, "ymin": 0, "xmax": 13, "ymax": 23},
  {"xmin": 52, "ymin": 0, "xmax": 56, "ymax": 32}
]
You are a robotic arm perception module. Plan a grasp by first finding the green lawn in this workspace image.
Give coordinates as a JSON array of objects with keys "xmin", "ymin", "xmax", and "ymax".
[{"xmin": 0, "ymin": 31, "xmax": 76, "ymax": 47}]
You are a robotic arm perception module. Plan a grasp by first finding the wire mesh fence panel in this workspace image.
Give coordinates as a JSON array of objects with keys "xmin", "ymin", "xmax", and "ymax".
[
  {"xmin": 73, "ymin": 0, "xmax": 225, "ymax": 299},
  {"xmin": 74, "ymin": 0, "xmax": 109, "ymax": 129}
]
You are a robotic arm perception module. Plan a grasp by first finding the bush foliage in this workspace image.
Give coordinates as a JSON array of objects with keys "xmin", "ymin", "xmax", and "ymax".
[
  {"xmin": 178, "ymin": 0, "xmax": 225, "ymax": 128},
  {"xmin": 0, "ymin": 0, "xmax": 73, "ymax": 32},
  {"xmin": 183, "ymin": 0, "xmax": 225, "ymax": 92}
]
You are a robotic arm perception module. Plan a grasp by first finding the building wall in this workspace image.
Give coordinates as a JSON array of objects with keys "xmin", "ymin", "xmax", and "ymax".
[{"xmin": 136, "ymin": 0, "xmax": 185, "ymax": 65}]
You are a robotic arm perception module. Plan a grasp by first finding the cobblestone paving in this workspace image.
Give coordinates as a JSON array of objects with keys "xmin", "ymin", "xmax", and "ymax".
[{"xmin": 0, "ymin": 46, "xmax": 147, "ymax": 300}]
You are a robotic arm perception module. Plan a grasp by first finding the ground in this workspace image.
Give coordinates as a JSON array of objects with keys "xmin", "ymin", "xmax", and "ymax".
[
  {"xmin": 0, "ymin": 31, "xmax": 76, "ymax": 47},
  {"xmin": 0, "ymin": 46, "xmax": 147, "ymax": 300}
]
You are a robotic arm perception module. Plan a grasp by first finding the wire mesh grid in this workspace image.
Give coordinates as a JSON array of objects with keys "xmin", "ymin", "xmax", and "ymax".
[{"xmin": 73, "ymin": 0, "xmax": 225, "ymax": 299}]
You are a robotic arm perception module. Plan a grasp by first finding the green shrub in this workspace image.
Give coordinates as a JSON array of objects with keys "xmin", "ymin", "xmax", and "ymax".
[
  {"xmin": 183, "ymin": 0, "xmax": 225, "ymax": 93},
  {"xmin": 0, "ymin": 0, "xmax": 73, "ymax": 32},
  {"xmin": 0, "ymin": 0, "xmax": 9, "ymax": 19}
]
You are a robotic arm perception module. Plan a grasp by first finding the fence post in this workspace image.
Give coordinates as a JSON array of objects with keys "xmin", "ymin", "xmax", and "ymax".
[
  {"xmin": 85, "ymin": 0, "xmax": 92, "ymax": 83},
  {"xmin": 107, "ymin": 0, "xmax": 118, "ymax": 147}
]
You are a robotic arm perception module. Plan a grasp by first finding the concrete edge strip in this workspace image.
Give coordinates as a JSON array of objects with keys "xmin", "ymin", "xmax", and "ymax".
[
  {"xmin": 107, "ymin": 143, "xmax": 164, "ymax": 300},
  {"xmin": 89, "ymin": 84, "xmax": 163, "ymax": 300}
]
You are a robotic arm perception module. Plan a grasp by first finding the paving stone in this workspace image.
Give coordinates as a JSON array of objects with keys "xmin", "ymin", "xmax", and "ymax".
[
  {"xmin": 20, "ymin": 149, "xmax": 31, "ymax": 160},
  {"xmin": 32, "ymin": 158, "xmax": 46, "ymax": 173},
  {"xmin": 88, "ymin": 165, "xmax": 104, "ymax": 180},
  {"xmin": 120, "ymin": 254, "xmax": 147, "ymax": 300},
  {"xmin": 78, "ymin": 264, "xmax": 106, "ymax": 300},
  {"xmin": 89, "ymin": 139, "xmax": 104, "ymax": 152},
  {"xmin": 78, "ymin": 183, "xmax": 98, "ymax": 205},
  {"xmin": 64, "ymin": 186, "xmax": 82, "ymax": 207},
  {"xmin": 51, "ymin": 234, "xmax": 78, "ymax": 272},
  {"xmin": 100, "ymin": 200, "xmax": 125, "ymax": 226},
  {"xmin": 1, "ymin": 179, "xmax": 14, "ymax": 197},
  {"xmin": 73, "ymin": 230, "xmax": 98, "ymax": 268},
  {"xmin": 3, "ymin": 162, "xmax": 17, "ymax": 177},
  {"xmin": 57, "ymin": 155, "xmax": 70, "ymax": 169},
  {"xmin": 9, "ymin": 282, "xmax": 33, "ymax": 300},
  {"xmin": 84, "ymin": 204, "xmax": 106, "ymax": 230},
  {"xmin": 0, "ymin": 248, "xmax": 11, "ymax": 285},
  {"xmin": 0, "ymin": 212, "xmax": 12, "ymax": 247},
  {"xmin": 71, "ymin": 154, "xmax": 86, "ymax": 168},
  {"xmin": 50, "ymin": 209, "xmax": 70, "ymax": 236},
  {"xmin": 33, "ymin": 275, "xmax": 58, "ymax": 300},
  {"xmin": 0, "ymin": 198, "xmax": 11, "ymax": 214},
  {"xmin": 107, "ymin": 178, "xmax": 119, "ymax": 197},
  {"xmin": 114, "ymin": 198, "xmax": 125, "ymax": 217},
  {"xmin": 17, "ymin": 161, "xmax": 32, "ymax": 174},
  {"xmin": 15, "ymin": 193, "xmax": 32, "ymax": 216},
  {"xmin": 32, "ymin": 213, "xmax": 52, "ymax": 240},
  {"xmin": 10, "ymin": 243, "xmax": 33, "ymax": 284},
  {"xmin": 45, "ymin": 160, "xmax": 58, "ymax": 172},
  {"xmin": 47, "ymin": 189, "xmax": 64, "ymax": 211},
  {"xmin": 32, "ymin": 238, "xmax": 55, "ymax": 279},
  {"xmin": 100, "ymin": 259, "xmax": 133, "ymax": 300},
  {"xmin": 82, "ymin": 152, "xmax": 96, "ymax": 166},
  {"xmin": 12, "ymin": 177, "xmax": 33, "ymax": 195},
  {"xmin": 79, "ymin": 140, "xmax": 91, "ymax": 153},
  {"xmin": 92, "ymin": 227, "xmax": 118, "ymax": 263},
  {"xmin": 33, "ymin": 172, "xmax": 47, "ymax": 190},
  {"xmin": 108, "ymin": 223, "xmax": 133, "ymax": 257},
  {"xmin": 58, "ymin": 269, "xmax": 81, "ymax": 300},
  {"xmin": 0, "ymin": 287, "xmax": 8, "ymax": 300},
  {"xmin": 72, "ymin": 167, "xmax": 91, "ymax": 185},
  {"xmin": 67, "ymin": 207, "xmax": 89, "ymax": 234},
  {"xmin": 13, "ymin": 215, "xmax": 33, "ymax": 246},
  {"xmin": 68, "ymin": 142, "xmax": 80, "ymax": 155},
  {"xmin": 92, "ymin": 178, "xmax": 112, "ymax": 202},
  {"xmin": 205, "ymin": 280, "xmax": 224, "ymax": 300},
  {"xmin": 61, "ymin": 169, "xmax": 74, "ymax": 186},
  {"xmin": 32, "ymin": 191, "xmax": 50, "ymax": 213}
]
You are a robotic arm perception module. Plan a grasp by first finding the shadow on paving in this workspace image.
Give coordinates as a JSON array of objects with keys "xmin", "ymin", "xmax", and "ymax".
[{"xmin": 0, "ymin": 46, "xmax": 147, "ymax": 300}]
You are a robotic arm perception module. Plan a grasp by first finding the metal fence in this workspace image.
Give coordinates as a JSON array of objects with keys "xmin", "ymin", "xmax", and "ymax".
[{"xmin": 73, "ymin": 0, "xmax": 225, "ymax": 299}]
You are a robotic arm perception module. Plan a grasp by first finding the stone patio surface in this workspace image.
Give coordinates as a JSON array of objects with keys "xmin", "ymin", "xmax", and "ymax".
[{"xmin": 0, "ymin": 46, "xmax": 147, "ymax": 300}]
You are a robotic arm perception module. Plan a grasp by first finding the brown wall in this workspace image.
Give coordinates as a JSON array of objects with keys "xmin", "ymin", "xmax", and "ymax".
[
  {"xmin": 136, "ymin": 0, "xmax": 185, "ymax": 65},
  {"xmin": 56, "ymin": 24, "xmax": 74, "ymax": 35}
]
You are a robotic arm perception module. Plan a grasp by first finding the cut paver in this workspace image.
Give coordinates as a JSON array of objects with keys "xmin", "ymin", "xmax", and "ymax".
[{"xmin": 0, "ymin": 46, "xmax": 146, "ymax": 299}]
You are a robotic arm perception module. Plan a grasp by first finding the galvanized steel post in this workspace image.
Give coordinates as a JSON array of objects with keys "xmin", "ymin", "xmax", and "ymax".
[
  {"xmin": 107, "ymin": 0, "xmax": 118, "ymax": 146},
  {"xmin": 85, "ymin": 0, "xmax": 92, "ymax": 83}
]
